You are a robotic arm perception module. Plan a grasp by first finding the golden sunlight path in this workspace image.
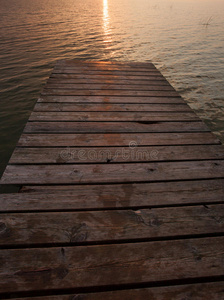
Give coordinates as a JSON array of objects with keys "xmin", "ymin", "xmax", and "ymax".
[{"xmin": 0, "ymin": 60, "xmax": 224, "ymax": 299}]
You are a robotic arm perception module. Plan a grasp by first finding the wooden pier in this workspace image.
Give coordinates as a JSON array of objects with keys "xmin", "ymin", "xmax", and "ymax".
[{"xmin": 0, "ymin": 60, "xmax": 224, "ymax": 299}]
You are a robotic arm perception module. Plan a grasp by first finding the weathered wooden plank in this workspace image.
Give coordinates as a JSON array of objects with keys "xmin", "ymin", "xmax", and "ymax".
[
  {"xmin": 0, "ymin": 237, "xmax": 223, "ymax": 293},
  {"xmin": 52, "ymin": 70, "xmax": 162, "ymax": 76},
  {"xmin": 55, "ymin": 60, "xmax": 156, "ymax": 68},
  {"xmin": 38, "ymin": 95, "xmax": 185, "ymax": 104},
  {"xmin": 47, "ymin": 78, "xmax": 169, "ymax": 85},
  {"xmin": 41, "ymin": 89, "xmax": 179, "ymax": 97},
  {"xmin": 29, "ymin": 112, "xmax": 199, "ymax": 122},
  {"xmin": 11, "ymin": 282, "xmax": 224, "ymax": 300},
  {"xmin": 1, "ymin": 179, "xmax": 224, "ymax": 212},
  {"xmin": 2, "ymin": 179, "xmax": 224, "ymax": 213},
  {"xmin": 1, "ymin": 160, "xmax": 224, "ymax": 185},
  {"xmin": 54, "ymin": 67, "xmax": 159, "ymax": 74},
  {"xmin": 54, "ymin": 64, "xmax": 157, "ymax": 71},
  {"xmin": 17, "ymin": 132, "xmax": 220, "ymax": 147},
  {"xmin": 34, "ymin": 103, "xmax": 192, "ymax": 112},
  {"xmin": 24, "ymin": 121, "xmax": 209, "ymax": 134},
  {"xmin": 54, "ymin": 65, "xmax": 158, "ymax": 71},
  {"xmin": 1, "ymin": 205, "xmax": 224, "ymax": 246},
  {"xmin": 9, "ymin": 145, "xmax": 224, "ymax": 164},
  {"xmin": 56, "ymin": 60, "xmax": 156, "ymax": 68},
  {"xmin": 45, "ymin": 83, "xmax": 174, "ymax": 91},
  {"xmin": 50, "ymin": 73, "xmax": 166, "ymax": 81}
]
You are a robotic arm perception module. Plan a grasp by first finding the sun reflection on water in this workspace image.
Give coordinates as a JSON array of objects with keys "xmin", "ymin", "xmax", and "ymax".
[{"xmin": 103, "ymin": 0, "xmax": 112, "ymax": 45}]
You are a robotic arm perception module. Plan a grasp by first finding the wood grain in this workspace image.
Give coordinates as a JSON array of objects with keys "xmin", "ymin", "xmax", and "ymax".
[
  {"xmin": 0, "ymin": 205, "xmax": 224, "ymax": 246},
  {"xmin": 47, "ymin": 78, "xmax": 169, "ymax": 85},
  {"xmin": 17, "ymin": 132, "xmax": 220, "ymax": 147},
  {"xmin": 9, "ymin": 145, "xmax": 224, "ymax": 164},
  {"xmin": 1, "ymin": 179, "xmax": 224, "ymax": 212},
  {"xmin": 52, "ymin": 70, "xmax": 162, "ymax": 76},
  {"xmin": 54, "ymin": 62, "xmax": 157, "ymax": 70},
  {"xmin": 45, "ymin": 83, "xmax": 174, "ymax": 91},
  {"xmin": 34, "ymin": 103, "xmax": 192, "ymax": 112},
  {"xmin": 29, "ymin": 111, "xmax": 199, "ymax": 122},
  {"xmin": 38, "ymin": 95, "xmax": 185, "ymax": 103},
  {"xmin": 50, "ymin": 73, "xmax": 166, "ymax": 81},
  {"xmin": 0, "ymin": 237, "xmax": 223, "ymax": 293},
  {"xmin": 1, "ymin": 160, "xmax": 224, "ymax": 184},
  {"xmin": 56, "ymin": 60, "xmax": 156, "ymax": 68},
  {"xmin": 24, "ymin": 121, "xmax": 209, "ymax": 134},
  {"xmin": 54, "ymin": 64, "xmax": 157, "ymax": 72},
  {"xmin": 41, "ymin": 89, "xmax": 179, "ymax": 97}
]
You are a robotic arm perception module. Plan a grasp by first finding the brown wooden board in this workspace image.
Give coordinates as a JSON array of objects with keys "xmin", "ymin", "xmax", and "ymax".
[
  {"xmin": 9, "ymin": 145, "xmax": 224, "ymax": 164},
  {"xmin": 0, "ymin": 237, "xmax": 223, "ymax": 293},
  {"xmin": 10, "ymin": 282, "xmax": 224, "ymax": 300},
  {"xmin": 47, "ymin": 78, "xmax": 169, "ymax": 85},
  {"xmin": 50, "ymin": 73, "xmax": 166, "ymax": 81},
  {"xmin": 41, "ymin": 89, "xmax": 179, "ymax": 97},
  {"xmin": 34, "ymin": 103, "xmax": 192, "ymax": 112},
  {"xmin": 38, "ymin": 95, "xmax": 185, "ymax": 104},
  {"xmin": 54, "ymin": 61, "xmax": 157, "ymax": 69},
  {"xmin": 29, "ymin": 111, "xmax": 199, "ymax": 122},
  {"xmin": 1, "ymin": 179, "xmax": 224, "ymax": 212},
  {"xmin": 24, "ymin": 121, "xmax": 209, "ymax": 134},
  {"xmin": 54, "ymin": 64, "xmax": 157, "ymax": 71},
  {"xmin": 53, "ymin": 68, "xmax": 161, "ymax": 75},
  {"xmin": 45, "ymin": 83, "xmax": 174, "ymax": 91},
  {"xmin": 54, "ymin": 66, "xmax": 158, "ymax": 72},
  {"xmin": 17, "ymin": 132, "xmax": 220, "ymax": 147},
  {"xmin": 1, "ymin": 160, "xmax": 224, "ymax": 185},
  {"xmin": 52, "ymin": 70, "xmax": 162, "ymax": 76},
  {"xmin": 56, "ymin": 60, "xmax": 156, "ymax": 68},
  {"xmin": 0, "ymin": 205, "xmax": 224, "ymax": 246}
]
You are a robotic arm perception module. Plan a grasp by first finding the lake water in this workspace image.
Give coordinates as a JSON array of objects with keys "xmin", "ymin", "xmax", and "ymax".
[{"xmin": 0, "ymin": 0, "xmax": 224, "ymax": 179}]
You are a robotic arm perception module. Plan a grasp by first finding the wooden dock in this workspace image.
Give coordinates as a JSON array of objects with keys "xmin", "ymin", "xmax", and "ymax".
[{"xmin": 0, "ymin": 60, "xmax": 224, "ymax": 299}]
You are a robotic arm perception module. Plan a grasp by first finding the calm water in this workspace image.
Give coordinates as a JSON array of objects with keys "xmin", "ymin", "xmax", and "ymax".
[{"xmin": 0, "ymin": 0, "xmax": 224, "ymax": 180}]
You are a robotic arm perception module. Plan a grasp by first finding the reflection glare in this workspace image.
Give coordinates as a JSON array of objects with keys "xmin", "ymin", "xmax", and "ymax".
[{"xmin": 103, "ymin": 0, "xmax": 112, "ymax": 45}]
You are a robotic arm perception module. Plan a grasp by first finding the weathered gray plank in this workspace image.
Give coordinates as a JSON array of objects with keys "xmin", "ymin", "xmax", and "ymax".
[
  {"xmin": 0, "ymin": 237, "xmax": 223, "ymax": 293},
  {"xmin": 1, "ymin": 160, "xmax": 224, "ymax": 185},
  {"xmin": 17, "ymin": 132, "xmax": 220, "ymax": 147},
  {"xmin": 45, "ymin": 83, "xmax": 174, "ymax": 91},
  {"xmin": 1, "ymin": 205, "xmax": 224, "ymax": 246},
  {"xmin": 29, "ymin": 112, "xmax": 199, "ymax": 122},
  {"xmin": 41, "ymin": 89, "xmax": 179, "ymax": 97},
  {"xmin": 11, "ymin": 282, "xmax": 224, "ymax": 300},
  {"xmin": 34, "ymin": 103, "xmax": 192, "ymax": 112},
  {"xmin": 1, "ymin": 179, "xmax": 224, "ymax": 212},
  {"xmin": 9, "ymin": 145, "xmax": 224, "ymax": 164},
  {"xmin": 38, "ymin": 95, "xmax": 185, "ymax": 103},
  {"xmin": 24, "ymin": 121, "xmax": 209, "ymax": 134}
]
